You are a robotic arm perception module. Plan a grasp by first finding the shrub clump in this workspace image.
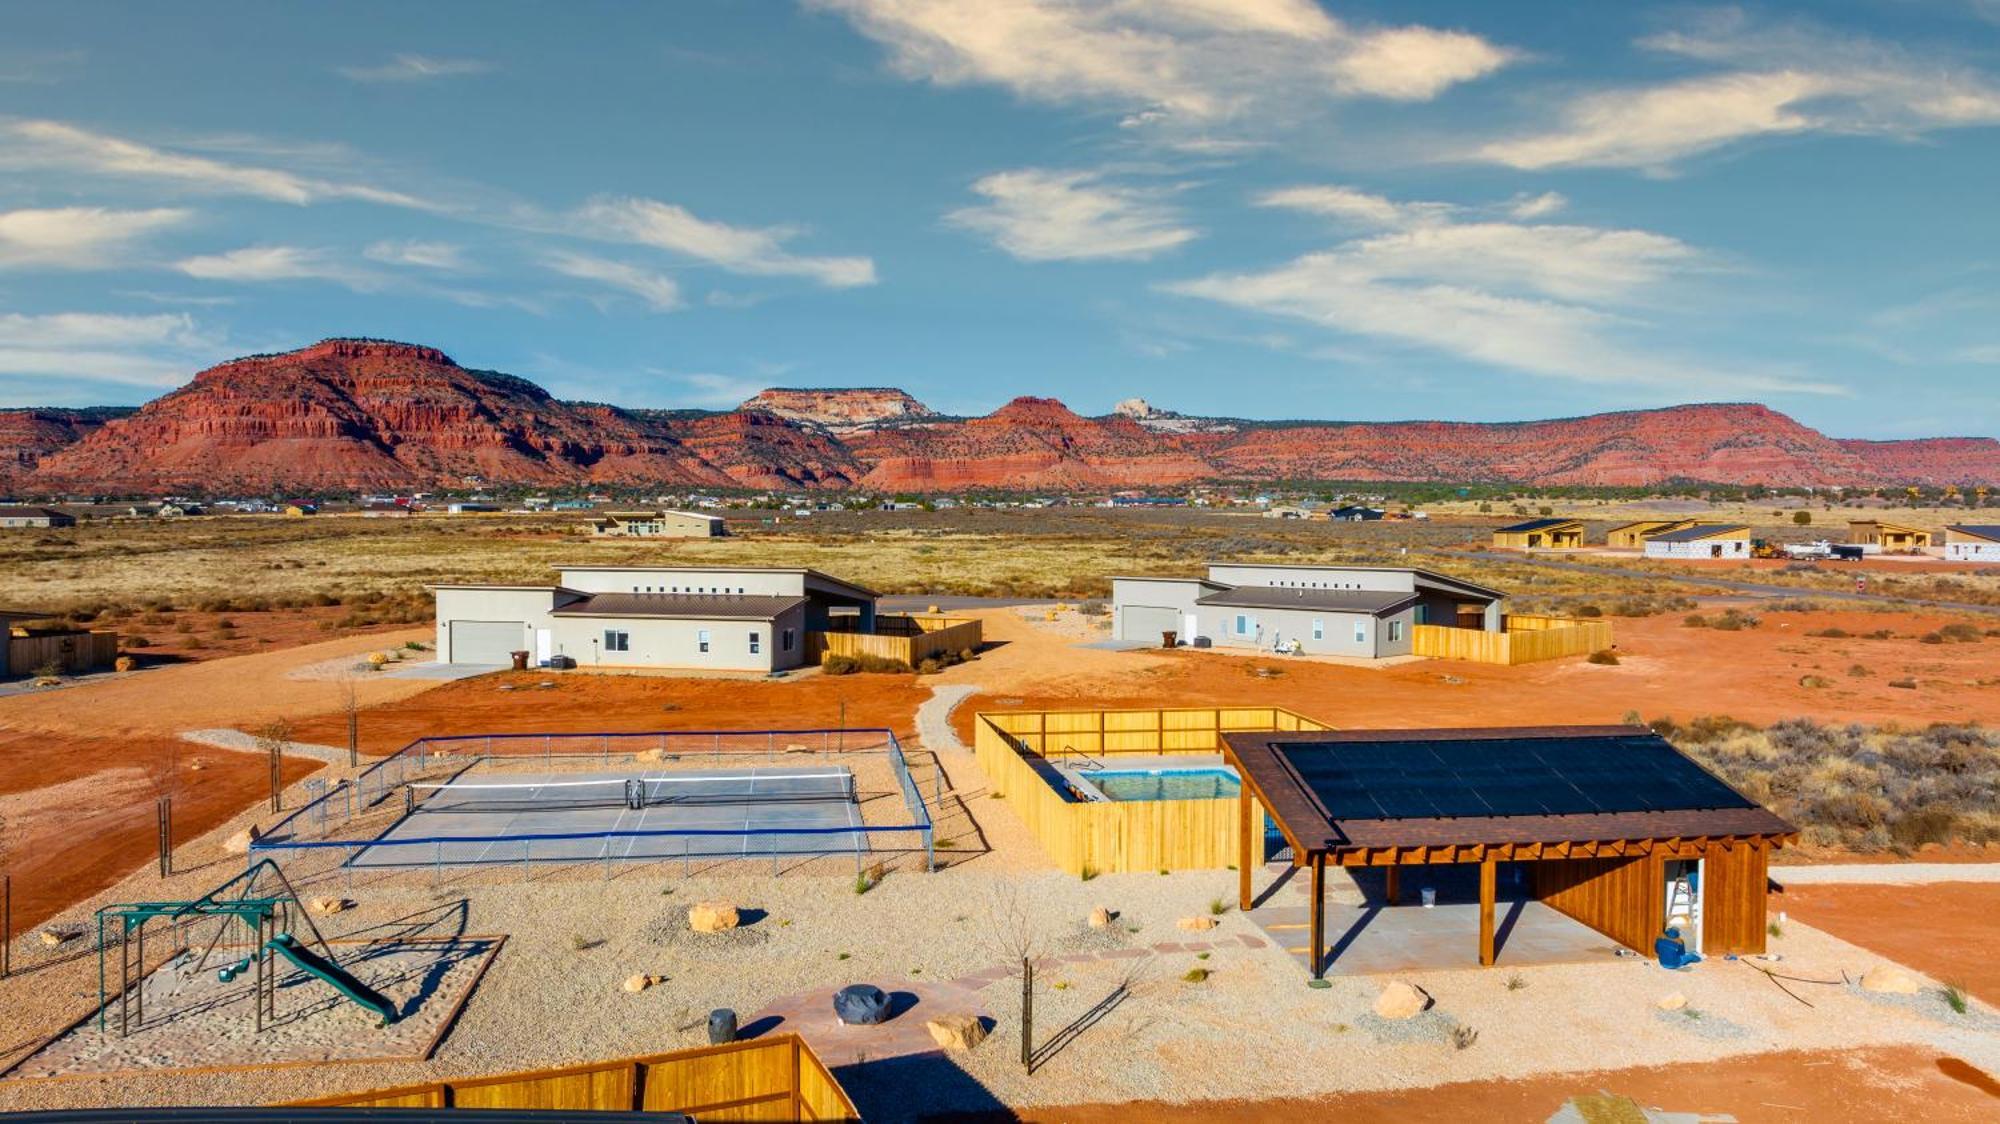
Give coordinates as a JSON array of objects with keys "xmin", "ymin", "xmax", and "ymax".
[{"xmin": 1587, "ymin": 649, "xmax": 1620, "ymax": 665}]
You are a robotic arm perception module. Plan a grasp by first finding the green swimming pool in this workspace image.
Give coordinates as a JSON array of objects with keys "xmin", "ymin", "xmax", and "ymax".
[{"xmin": 1087, "ymin": 767, "xmax": 1241, "ymax": 802}]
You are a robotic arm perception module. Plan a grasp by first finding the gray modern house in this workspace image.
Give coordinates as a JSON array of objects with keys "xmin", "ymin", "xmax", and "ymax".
[
  {"xmin": 433, "ymin": 565, "xmax": 878, "ymax": 671},
  {"xmin": 1111, "ymin": 563, "xmax": 1505, "ymax": 659}
]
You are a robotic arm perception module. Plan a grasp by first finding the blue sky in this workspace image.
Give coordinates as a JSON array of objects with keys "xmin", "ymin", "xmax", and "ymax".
[{"xmin": 2, "ymin": 1, "xmax": 1998, "ymax": 437}]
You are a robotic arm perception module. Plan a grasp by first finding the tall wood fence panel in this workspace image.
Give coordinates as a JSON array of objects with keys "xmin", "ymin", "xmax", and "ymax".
[
  {"xmin": 807, "ymin": 617, "xmax": 982, "ymax": 668},
  {"xmin": 972, "ymin": 707, "xmax": 1326, "ymax": 875},
  {"xmin": 1410, "ymin": 616, "xmax": 1611, "ymax": 665},
  {"xmin": 8, "ymin": 629, "xmax": 118, "ymax": 675},
  {"xmin": 291, "ymin": 1033, "xmax": 858, "ymax": 1122}
]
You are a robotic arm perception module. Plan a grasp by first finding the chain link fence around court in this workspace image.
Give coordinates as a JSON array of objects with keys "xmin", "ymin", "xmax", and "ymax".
[{"xmin": 250, "ymin": 729, "xmax": 936, "ymax": 879}]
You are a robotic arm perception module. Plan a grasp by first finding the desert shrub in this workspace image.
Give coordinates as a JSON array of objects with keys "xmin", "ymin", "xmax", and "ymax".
[
  {"xmin": 1938, "ymin": 622, "xmax": 1983, "ymax": 643},
  {"xmin": 1920, "ymin": 632, "xmax": 1944, "ymax": 645},
  {"xmin": 1683, "ymin": 614, "xmax": 1709, "ymax": 628},
  {"xmin": 1888, "ymin": 677, "xmax": 1918, "ymax": 689},
  {"xmin": 822, "ymin": 654, "xmax": 860, "ymax": 675},
  {"xmin": 1077, "ymin": 600, "xmax": 1107, "ymax": 616},
  {"xmin": 1847, "ymin": 663, "xmax": 1870, "ymax": 677},
  {"xmin": 1807, "ymin": 627, "xmax": 1850, "ymax": 638},
  {"xmin": 1573, "ymin": 604, "xmax": 1603, "ymax": 618},
  {"xmin": 121, "ymin": 635, "xmax": 151, "ymax": 648},
  {"xmin": 958, "ymin": 647, "xmax": 977, "ymax": 662},
  {"xmin": 1890, "ymin": 807, "xmax": 1960, "ymax": 848},
  {"xmin": 916, "ymin": 657, "xmax": 943, "ymax": 674},
  {"xmin": 1708, "ymin": 609, "xmax": 1759, "ymax": 631},
  {"xmin": 1799, "ymin": 674, "xmax": 1831, "ymax": 689},
  {"xmin": 1792, "ymin": 511, "xmax": 1812, "ymax": 525},
  {"xmin": 1587, "ymin": 649, "xmax": 1620, "ymax": 665}
]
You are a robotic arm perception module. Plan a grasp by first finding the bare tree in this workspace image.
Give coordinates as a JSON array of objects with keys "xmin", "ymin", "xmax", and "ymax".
[
  {"xmin": 338, "ymin": 671, "xmax": 361, "ymax": 769},
  {"xmin": 253, "ymin": 718, "xmax": 295, "ymax": 813},
  {"xmin": 982, "ymin": 884, "xmax": 1047, "ymax": 1071}
]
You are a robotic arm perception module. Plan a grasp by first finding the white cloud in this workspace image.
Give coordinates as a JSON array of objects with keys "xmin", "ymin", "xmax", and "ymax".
[
  {"xmin": 0, "ymin": 119, "xmax": 436, "ymax": 209},
  {"xmin": 672, "ymin": 371, "xmax": 774, "ymax": 408},
  {"xmin": 1508, "ymin": 191, "xmax": 1567, "ymax": 219},
  {"xmin": 1255, "ymin": 185, "xmax": 1452, "ymax": 229},
  {"xmin": 175, "ymin": 245, "xmax": 379, "ymax": 289},
  {"xmin": 812, "ymin": 0, "xmax": 1510, "ymax": 131},
  {"xmin": 545, "ymin": 250, "xmax": 685, "ymax": 311},
  {"xmin": 947, "ymin": 169, "xmax": 1197, "ymax": 261},
  {"xmin": 1165, "ymin": 191, "xmax": 1835, "ymax": 397},
  {"xmin": 364, "ymin": 239, "xmax": 468, "ymax": 270},
  {"xmin": 338, "ymin": 54, "xmax": 494, "ymax": 83},
  {"xmin": 0, "ymin": 311, "xmax": 219, "ymax": 392},
  {"xmin": 0, "ymin": 206, "xmax": 189, "ymax": 269},
  {"xmin": 1474, "ymin": 16, "xmax": 2000, "ymax": 171},
  {"xmin": 574, "ymin": 197, "xmax": 876, "ymax": 288}
]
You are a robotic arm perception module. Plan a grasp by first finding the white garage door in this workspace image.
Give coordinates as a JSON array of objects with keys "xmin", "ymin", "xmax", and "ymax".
[
  {"xmin": 1119, "ymin": 605, "xmax": 1182, "ymax": 643},
  {"xmin": 449, "ymin": 620, "xmax": 523, "ymax": 664}
]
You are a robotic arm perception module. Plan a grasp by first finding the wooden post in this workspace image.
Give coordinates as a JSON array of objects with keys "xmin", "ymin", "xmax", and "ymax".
[
  {"xmin": 1384, "ymin": 864, "xmax": 1400, "ymax": 906},
  {"xmin": 1237, "ymin": 788, "xmax": 1253, "ymax": 912},
  {"xmin": 1478, "ymin": 856, "xmax": 1497, "ymax": 966},
  {"xmin": 156, "ymin": 796, "xmax": 172, "ymax": 878},
  {"xmin": 269, "ymin": 741, "xmax": 282, "ymax": 814},
  {"xmin": 1309, "ymin": 852, "xmax": 1326, "ymax": 980}
]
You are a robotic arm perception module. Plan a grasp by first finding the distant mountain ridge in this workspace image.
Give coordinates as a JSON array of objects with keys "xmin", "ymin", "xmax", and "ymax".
[{"xmin": 6, "ymin": 339, "xmax": 1998, "ymax": 494}]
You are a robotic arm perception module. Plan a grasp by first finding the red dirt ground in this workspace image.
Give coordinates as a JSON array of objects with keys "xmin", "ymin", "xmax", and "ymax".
[
  {"xmin": 1779, "ymin": 882, "xmax": 2000, "ymax": 1004},
  {"xmin": 112, "ymin": 605, "xmax": 421, "ymax": 664},
  {"xmin": 986, "ymin": 1045, "xmax": 1999, "ymax": 1123},
  {"xmin": 952, "ymin": 607, "xmax": 2000, "ymax": 744},
  {"xmin": 291, "ymin": 669, "xmax": 935, "ymax": 756},
  {"xmin": 0, "ymin": 731, "xmax": 318, "ymax": 934}
]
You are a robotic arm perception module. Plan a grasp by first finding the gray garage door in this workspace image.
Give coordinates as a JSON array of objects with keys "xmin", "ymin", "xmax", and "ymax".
[
  {"xmin": 1119, "ymin": 605, "xmax": 1182, "ymax": 643},
  {"xmin": 449, "ymin": 620, "xmax": 523, "ymax": 664}
]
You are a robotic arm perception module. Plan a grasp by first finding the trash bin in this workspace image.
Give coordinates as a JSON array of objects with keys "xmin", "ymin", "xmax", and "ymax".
[
  {"xmin": 1420, "ymin": 887, "xmax": 1437, "ymax": 908},
  {"xmin": 707, "ymin": 1008, "xmax": 738, "ymax": 1044},
  {"xmin": 1162, "ymin": 630, "xmax": 1178, "ymax": 649},
  {"xmin": 509, "ymin": 650, "xmax": 530, "ymax": 671}
]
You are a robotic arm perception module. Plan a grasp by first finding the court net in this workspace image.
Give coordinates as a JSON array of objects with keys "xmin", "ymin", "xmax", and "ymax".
[{"xmin": 404, "ymin": 770, "xmax": 858, "ymax": 815}]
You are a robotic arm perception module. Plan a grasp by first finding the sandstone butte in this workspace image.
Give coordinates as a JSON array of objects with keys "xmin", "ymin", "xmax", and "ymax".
[{"xmin": 7, "ymin": 337, "xmax": 2000, "ymax": 493}]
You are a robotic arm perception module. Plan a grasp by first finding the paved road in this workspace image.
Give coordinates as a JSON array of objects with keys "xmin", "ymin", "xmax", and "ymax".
[{"xmin": 1462, "ymin": 551, "xmax": 2000, "ymax": 616}]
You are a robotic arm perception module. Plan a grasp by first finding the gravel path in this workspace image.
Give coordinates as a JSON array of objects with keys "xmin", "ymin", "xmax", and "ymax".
[
  {"xmin": 917, "ymin": 685, "xmax": 979, "ymax": 754},
  {"xmin": 1771, "ymin": 863, "xmax": 2000, "ymax": 885},
  {"xmin": 181, "ymin": 728, "xmax": 352, "ymax": 768}
]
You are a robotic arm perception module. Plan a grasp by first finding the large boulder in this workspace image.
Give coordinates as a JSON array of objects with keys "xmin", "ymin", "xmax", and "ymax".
[
  {"xmin": 690, "ymin": 902, "xmax": 740, "ymax": 934},
  {"xmin": 926, "ymin": 1014, "xmax": 989, "ymax": 1051},
  {"xmin": 309, "ymin": 897, "xmax": 350, "ymax": 915},
  {"xmin": 1088, "ymin": 906, "xmax": 1113, "ymax": 929},
  {"xmin": 833, "ymin": 984, "xmax": 889, "ymax": 1026},
  {"xmin": 1373, "ymin": 981, "xmax": 1433, "ymax": 1020},
  {"xmin": 1860, "ymin": 965, "xmax": 1922, "ymax": 995},
  {"xmin": 1656, "ymin": 992, "xmax": 1688, "ymax": 1011},
  {"xmin": 223, "ymin": 824, "xmax": 261, "ymax": 856},
  {"xmin": 623, "ymin": 974, "xmax": 665, "ymax": 993},
  {"xmin": 1176, "ymin": 915, "xmax": 1218, "ymax": 932}
]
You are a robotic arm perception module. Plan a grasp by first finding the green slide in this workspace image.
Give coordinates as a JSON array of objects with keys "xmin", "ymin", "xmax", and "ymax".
[{"xmin": 265, "ymin": 933, "xmax": 397, "ymax": 1025}]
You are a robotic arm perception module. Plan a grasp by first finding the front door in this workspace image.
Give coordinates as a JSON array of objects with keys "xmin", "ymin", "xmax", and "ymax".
[{"xmin": 1663, "ymin": 859, "xmax": 1703, "ymax": 953}]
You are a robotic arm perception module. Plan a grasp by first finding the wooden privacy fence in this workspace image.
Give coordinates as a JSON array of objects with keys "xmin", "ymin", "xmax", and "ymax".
[
  {"xmin": 7, "ymin": 629, "xmax": 118, "ymax": 675},
  {"xmin": 973, "ymin": 707, "xmax": 1328, "ymax": 876},
  {"xmin": 1410, "ymin": 615, "xmax": 1611, "ymax": 666},
  {"xmin": 808, "ymin": 616, "xmax": 982, "ymax": 668},
  {"xmin": 292, "ymin": 1033, "xmax": 858, "ymax": 1122}
]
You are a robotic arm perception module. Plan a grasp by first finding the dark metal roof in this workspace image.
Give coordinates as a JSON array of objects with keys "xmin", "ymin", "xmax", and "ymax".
[
  {"xmin": 1947, "ymin": 525, "xmax": 2000, "ymax": 542},
  {"xmin": 552, "ymin": 565, "xmax": 878, "ymax": 600},
  {"xmin": 1495, "ymin": 518, "xmax": 1578, "ymax": 534},
  {"xmin": 551, "ymin": 593, "xmax": 807, "ymax": 620},
  {"xmin": 1647, "ymin": 524, "xmax": 1749, "ymax": 543},
  {"xmin": 1196, "ymin": 588, "xmax": 1417, "ymax": 615},
  {"xmin": 0, "ymin": 505, "xmax": 68, "ymax": 519},
  {"xmin": 1200, "ymin": 563, "xmax": 1506, "ymax": 602},
  {"xmin": 1223, "ymin": 726, "xmax": 1794, "ymax": 856}
]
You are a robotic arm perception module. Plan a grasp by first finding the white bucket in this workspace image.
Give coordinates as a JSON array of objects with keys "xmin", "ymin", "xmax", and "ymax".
[{"xmin": 1420, "ymin": 887, "xmax": 1437, "ymax": 908}]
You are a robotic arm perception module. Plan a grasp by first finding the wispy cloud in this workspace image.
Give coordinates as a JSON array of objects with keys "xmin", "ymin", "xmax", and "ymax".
[
  {"xmin": 337, "ymin": 54, "xmax": 494, "ymax": 83},
  {"xmin": 545, "ymin": 250, "xmax": 685, "ymax": 311},
  {"xmin": 0, "ymin": 206, "xmax": 190, "ymax": 269},
  {"xmin": 0, "ymin": 311, "xmax": 222, "ymax": 395},
  {"xmin": 948, "ymin": 169, "xmax": 1197, "ymax": 261},
  {"xmin": 1473, "ymin": 13, "xmax": 2000, "ymax": 171},
  {"xmin": 1255, "ymin": 185, "xmax": 1453, "ymax": 229},
  {"xmin": 573, "ymin": 197, "xmax": 876, "ymax": 288},
  {"xmin": 0, "ymin": 119, "xmax": 438, "ymax": 209},
  {"xmin": 364, "ymin": 239, "xmax": 468, "ymax": 270},
  {"xmin": 814, "ymin": 0, "xmax": 1510, "ymax": 134},
  {"xmin": 669, "ymin": 371, "xmax": 774, "ymax": 408},
  {"xmin": 175, "ymin": 245, "xmax": 381, "ymax": 290},
  {"xmin": 1166, "ymin": 189, "xmax": 1835, "ymax": 397}
]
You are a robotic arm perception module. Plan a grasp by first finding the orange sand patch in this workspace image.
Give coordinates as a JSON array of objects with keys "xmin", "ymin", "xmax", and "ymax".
[{"xmin": 1781, "ymin": 882, "xmax": 2000, "ymax": 1005}]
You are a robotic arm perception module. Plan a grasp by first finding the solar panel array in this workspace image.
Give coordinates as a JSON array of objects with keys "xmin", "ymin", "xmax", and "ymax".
[{"xmin": 1276, "ymin": 734, "xmax": 1755, "ymax": 821}]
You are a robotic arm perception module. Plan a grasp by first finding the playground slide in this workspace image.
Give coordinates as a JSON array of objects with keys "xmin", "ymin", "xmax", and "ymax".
[{"xmin": 265, "ymin": 934, "xmax": 398, "ymax": 1025}]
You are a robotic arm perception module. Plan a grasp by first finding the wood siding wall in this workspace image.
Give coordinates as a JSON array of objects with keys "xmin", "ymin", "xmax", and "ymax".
[
  {"xmin": 1532, "ymin": 854, "xmax": 1663, "ymax": 953},
  {"xmin": 7, "ymin": 630, "xmax": 118, "ymax": 676},
  {"xmin": 972, "ymin": 707, "xmax": 1326, "ymax": 875},
  {"xmin": 1411, "ymin": 616, "xmax": 1612, "ymax": 665},
  {"xmin": 808, "ymin": 617, "xmax": 982, "ymax": 668},
  {"xmin": 292, "ymin": 1034, "xmax": 857, "ymax": 1122},
  {"xmin": 1699, "ymin": 841, "xmax": 1769, "ymax": 956}
]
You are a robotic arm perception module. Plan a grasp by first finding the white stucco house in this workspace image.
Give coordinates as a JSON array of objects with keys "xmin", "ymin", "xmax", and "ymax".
[
  {"xmin": 1110, "ymin": 563, "xmax": 1504, "ymax": 659},
  {"xmin": 433, "ymin": 565, "xmax": 878, "ymax": 672},
  {"xmin": 1944, "ymin": 525, "xmax": 2000, "ymax": 562},
  {"xmin": 1642, "ymin": 525, "xmax": 1752, "ymax": 560}
]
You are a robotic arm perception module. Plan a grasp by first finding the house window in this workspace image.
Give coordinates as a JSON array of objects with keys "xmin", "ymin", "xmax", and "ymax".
[
  {"xmin": 1311, "ymin": 619, "xmax": 1324, "ymax": 641},
  {"xmin": 603, "ymin": 630, "xmax": 630, "ymax": 653},
  {"xmin": 782, "ymin": 628, "xmax": 796, "ymax": 652},
  {"xmin": 1388, "ymin": 620, "xmax": 1403, "ymax": 643},
  {"xmin": 1234, "ymin": 614, "xmax": 1251, "ymax": 636},
  {"xmin": 1354, "ymin": 621, "xmax": 1367, "ymax": 644},
  {"xmin": 697, "ymin": 629, "xmax": 711, "ymax": 653},
  {"xmin": 749, "ymin": 631, "xmax": 761, "ymax": 655}
]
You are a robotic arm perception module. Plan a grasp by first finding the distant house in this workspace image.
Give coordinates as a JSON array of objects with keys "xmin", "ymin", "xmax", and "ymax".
[
  {"xmin": 1943, "ymin": 525, "xmax": 2000, "ymax": 562},
  {"xmin": 1327, "ymin": 505, "xmax": 1385, "ymax": 522},
  {"xmin": 590, "ymin": 510, "xmax": 728, "ymax": 538},
  {"xmin": 1604, "ymin": 519, "xmax": 1700, "ymax": 550},
  {"xmin": 1644, "ymin": 524, "xmax": 1752, "ymax": 559},
  {"xmin": 1491, "ymin": 518, "xmax": 1584, "ymax": 550},
  {"xmin": 156, "ymin": 502, "xmax": 204, "ymax": 518},
  {"xmin": 1262, "ymin": 505, "xmax": 1311, "ymax": 520},
  {"xmin": 0, "ymin": 506, "xmax": 74, "ymax": 529},
  {"xmin": 1846, "ymin": 520, "xmax": 1932, "ymax": 553},
  {"xmin": 448, "ymin": 503, "xmax": 501, "ymax": 515}
]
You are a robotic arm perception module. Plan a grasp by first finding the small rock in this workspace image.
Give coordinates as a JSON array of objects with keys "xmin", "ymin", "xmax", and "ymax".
[
  {"xmin": 1373, "ymin": 980, "xmax": 1433, "ymax": 1020},
  {"xmin": 622, "ymin": 974, "xmax": 665, "ymax": 993},
  {"xmin": 39, "ymin": 929, "xmax": 74, "ymax": 948},
  {"xmin": 690, "ymin": 902, "xmax": 740, "ymax": 933},
  {"xmin": 925, "ymin": 1014, "xmax": 988, "ymax": 1051},
  {"xmin": 222, "ymin": 824, "xmax": 262, "ymax": 856},
  {"xmin": 188, "ymin": 760, "xmax": 207, "ymax": 771},
  {"xmin": 1088, "ymin": 906, "xmax": 1113, "ymax": 928},
  {"xmin": 1656, "ymin": 992, "xmax": 1687, "ymax": 1011},
  {"xmin": 309, "ymin": 897, "xmax": 350, "ymax": 915},
  {"xmin": 1176, "ymin": 916, "xmax": 1218, "ymax": 932},
  {"xmin": 1861, "ymin": 965, "xmax": 1922, "ymax": 995}
]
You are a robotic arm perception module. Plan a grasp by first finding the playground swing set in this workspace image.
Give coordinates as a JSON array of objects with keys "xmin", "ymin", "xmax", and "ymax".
[{"xmin": 95, "ymin": 859, "xmax": 396, "ymax": 1037}]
